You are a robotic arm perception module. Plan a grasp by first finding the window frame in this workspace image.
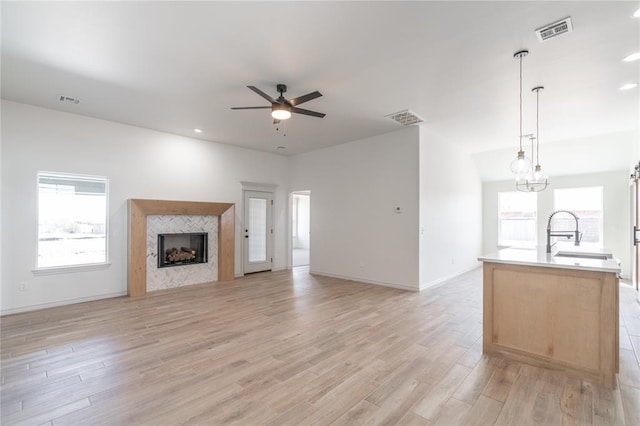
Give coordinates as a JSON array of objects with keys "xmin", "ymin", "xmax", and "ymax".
[
  {"xmin": 498, "ymin": 191, "xmax": 538, "ymax": 248},
  {"xmin": 552, "ymin": 186, "xmax": 604, "ymax": 248},
  {"xmin": 34, "ymin": 171, "xmax": 110, "ymax": 274}
]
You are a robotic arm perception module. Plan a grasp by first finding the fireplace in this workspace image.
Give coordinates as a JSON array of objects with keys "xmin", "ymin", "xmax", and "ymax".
[{"xmin": 157, "ymin": 232, "xmax": 208, "ymax": 268}]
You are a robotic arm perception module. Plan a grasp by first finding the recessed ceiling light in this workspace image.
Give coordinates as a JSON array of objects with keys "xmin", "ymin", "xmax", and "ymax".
[
  {"xmin": 623, "ymin": 52, "xmax": 640, "ymax": 62},
  {"xmin": 619, "ymin": 83, "xmax": 638, "ymax": 91},
  {"xmin": 193, "ymin": 128, "xmax": 203, "ymax": 133},
  {"xmin": 634, "ymin": 8, "xmax": 640, "ymax": 18}
]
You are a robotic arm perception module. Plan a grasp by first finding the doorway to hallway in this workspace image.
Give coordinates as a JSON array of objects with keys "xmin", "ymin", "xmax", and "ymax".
[{"xmin": 291, "ymin": 191, "xmax": 310, "ymax": 267}]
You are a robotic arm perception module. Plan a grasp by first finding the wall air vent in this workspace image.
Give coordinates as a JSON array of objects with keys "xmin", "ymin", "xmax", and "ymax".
[
  {"xmin": 385, "ymin": 109, "xmax": 424, "ymax": 126},
  {"xmin": 58, "ymin": 95, "xmax": 80, "ymax": 104},
  {"xmin": 535, "ymin": 17, "xmax": 573, "ymax": 42}
]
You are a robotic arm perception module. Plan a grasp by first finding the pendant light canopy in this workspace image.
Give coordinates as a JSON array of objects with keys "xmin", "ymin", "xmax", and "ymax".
[{"xmin": 510, "ymin": 49, "xmax": 532, "ymax": 176}]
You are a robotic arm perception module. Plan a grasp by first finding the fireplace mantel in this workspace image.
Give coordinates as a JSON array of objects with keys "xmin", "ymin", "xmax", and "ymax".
[{"xmin": 128, "ymin": 199, "xmax": 235, "ymax": 297}]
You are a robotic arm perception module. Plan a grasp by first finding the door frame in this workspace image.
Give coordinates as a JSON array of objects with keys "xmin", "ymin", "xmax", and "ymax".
[
  {"xmin": 631, "ymin": 172, "xmax": 639, "ymax": 291},
  {"xmin": 290, "ymin": 190, "xmax": 311, "ymax": 268},
  {"xmin": 240, "ymin": 181, "xmax": 277, "ymax": 276}
]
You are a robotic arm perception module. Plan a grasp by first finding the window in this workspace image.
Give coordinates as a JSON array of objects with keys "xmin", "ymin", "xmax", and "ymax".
[
  {"xmin": 553, "ymin": 186, "xmax": 603, "ymax": 248},
  {"xmin": 498, "ymin": 191, "xmax": 537, "ymax": 247},
  {"xmin": 37, "ymin": 172, "xmax": 108, "ymax": 269}
]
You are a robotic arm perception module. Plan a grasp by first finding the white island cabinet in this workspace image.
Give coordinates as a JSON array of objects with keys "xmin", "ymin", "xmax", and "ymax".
[{"xmin": 478, "ymin": 246, "xmax": 621, "ymax": 388}]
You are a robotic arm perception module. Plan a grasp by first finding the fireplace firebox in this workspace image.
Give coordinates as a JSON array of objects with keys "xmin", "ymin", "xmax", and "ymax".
[{"xmin": 157, "ymin": 232, "xmax": 208, "ymax": 268}]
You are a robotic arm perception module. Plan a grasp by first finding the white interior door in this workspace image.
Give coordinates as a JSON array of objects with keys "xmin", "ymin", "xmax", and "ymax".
[{"xmin": 243, "ymin": 190, "xmax": 273, "ymax": 274}]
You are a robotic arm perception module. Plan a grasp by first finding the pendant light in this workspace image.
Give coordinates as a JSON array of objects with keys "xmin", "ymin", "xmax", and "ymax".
[
  {"xmin": 510, "ymin": 50, "xmax": 532, "ymax": 176},
  {"xmin": 516, "ymin": 87, "xmax": 549, "ymax": 192},
  {"xmin": 516, "ymin": 134, "xmax": 535, "ymax": 192},
  {"xmin": 527, "ymin": 86, "xmax": 548, "ymax": 192},
  {"xmin": 516, "ymin": 133, "xmax": 536, "ymax": 192}
]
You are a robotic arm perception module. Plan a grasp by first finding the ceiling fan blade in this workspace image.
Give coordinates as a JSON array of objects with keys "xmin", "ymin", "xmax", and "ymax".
[
  {"xmin": 288, "ymin": 91, "xmax": 322, "ymax": 106},
  {"xmin": 291, "ymin": 106, "xmax": 326, "ymax": 118},
  {"xmin": 231, "ymin": 106, "xmax": 272, "ymax": 110},
  {"xmin": 247, "ymin": 86, "xmax": 277, "ymax": 103}
]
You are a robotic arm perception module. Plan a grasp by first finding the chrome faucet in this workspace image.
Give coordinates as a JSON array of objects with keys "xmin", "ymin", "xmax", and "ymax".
[{"xmin": 546, "ymin": 210, "xmax": 582, "ymax": 253}]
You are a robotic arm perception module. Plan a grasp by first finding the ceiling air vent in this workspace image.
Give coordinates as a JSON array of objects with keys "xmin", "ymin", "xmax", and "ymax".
[
  {"xmin": 385, "ymin": 110, "xmax": 424, "ymax": 126},
  {"xmin": 535, "ymin": 17, "xmax": 573, "ymax": 42},
  {"xmin": 58, "ymin": 95, "xmax": 80, "ymax": 105}
]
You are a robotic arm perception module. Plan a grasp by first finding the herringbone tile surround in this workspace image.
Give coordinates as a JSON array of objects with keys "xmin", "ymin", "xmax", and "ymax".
[{"xmin": 146, "ymin": 215, "xmax": 218, "ymax": 291}]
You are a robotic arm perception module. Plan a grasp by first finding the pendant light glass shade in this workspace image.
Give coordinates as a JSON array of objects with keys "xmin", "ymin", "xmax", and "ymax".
[
  {"xmin": 530, "ymin": 165, "xmax": 547, "ymax": 183},
  {"xmin": 516, "ymin": 135, "xmax": 536, "ymax": 192},
  {"xmin": 517, "ymin": 138, "xmax": 547, "ymax": 192},
  {"xmin": 510, "ymin": 149, "xmax": 532, "ymax": 174},
  {"xmin": 510, "ymin": 49, "xmax": 532, "ymax": 176}
]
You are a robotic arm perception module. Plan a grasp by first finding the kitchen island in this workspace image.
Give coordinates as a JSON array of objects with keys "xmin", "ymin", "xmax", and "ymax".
[{"xmin": 478, "ymin": 246, "xmax": 621, "ymax": 388}]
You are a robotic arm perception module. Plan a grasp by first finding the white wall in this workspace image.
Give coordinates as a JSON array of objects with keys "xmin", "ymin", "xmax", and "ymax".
[
  {"xmin": 419, "ymin": 129, "xmax": 483, "ymax": 288},
  {"xmin": 1, "ymin": 100, "xmax": 289, "ymax": 314},
  {"xmin": 289, "ymin": 127, "xmax": 420, "ymax": 290},
  {"xmin": 473, "ymin": 131, "xmax": 636, "ymax": 183},
  {"xmin": 483, "ymin": 170, "xmax": 631, "ymax": 278}
]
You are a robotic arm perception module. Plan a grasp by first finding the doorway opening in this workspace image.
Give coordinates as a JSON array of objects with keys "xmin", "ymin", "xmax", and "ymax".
[
  {"xmin": 291, "ymin": 191, "xmax": 310, "ymax": 267},
  {"xmin": 631, "ymin": 170, "xmax": 639, "ymax": 296}
]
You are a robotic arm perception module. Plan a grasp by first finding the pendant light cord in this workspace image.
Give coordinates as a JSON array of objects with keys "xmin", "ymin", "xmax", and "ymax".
[
  {"xmin": 530, "ymin": 136, "xmax": 535, "ymax": 163},
  {"xmin": 519, "ymin": 54, "xmax": 523, "ymax": 152},
  {"xmin": 535, "ymin": 88, "xmax": 540, "ymax": 166}
]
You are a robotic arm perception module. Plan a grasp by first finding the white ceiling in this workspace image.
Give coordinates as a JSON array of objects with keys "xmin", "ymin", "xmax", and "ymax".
[{"xmin": 2, "ymin": 1, "xmax": 638, "ymax": 156}]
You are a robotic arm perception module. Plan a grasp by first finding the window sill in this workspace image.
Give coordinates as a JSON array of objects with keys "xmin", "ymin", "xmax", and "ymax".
[{"xmin": 32, "ymin": 263, "xmax": 111, "ymax": 276}]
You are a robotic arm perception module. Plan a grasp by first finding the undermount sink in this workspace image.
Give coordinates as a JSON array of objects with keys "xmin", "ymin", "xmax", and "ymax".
[{"xmin": 554, "ymin": 251, "xmax": 612, "ymax": 260}]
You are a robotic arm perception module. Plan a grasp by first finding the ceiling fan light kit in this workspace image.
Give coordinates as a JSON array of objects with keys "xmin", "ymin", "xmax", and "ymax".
[
  {"xmin": 231, "ymin": 83, "xmax": 325, "ymax": 122},
  {"xmin": 271, "ymin": 104, "xmax": 291, "ymax": 120}
]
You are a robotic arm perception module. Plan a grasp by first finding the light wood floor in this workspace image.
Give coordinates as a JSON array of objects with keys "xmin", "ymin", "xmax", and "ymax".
[{"xmin": 2, "ymin": 267, "xmax": 639, "ymax": 425}]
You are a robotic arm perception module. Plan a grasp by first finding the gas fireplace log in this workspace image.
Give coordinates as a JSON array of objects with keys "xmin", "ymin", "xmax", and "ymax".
[
  {"xmin": 167, "ymin": 252, "xmax": 193, "ymax": 262},
  {"xmin": 165, "ymin": 247, "xmax": 196, "ymax": 262}
]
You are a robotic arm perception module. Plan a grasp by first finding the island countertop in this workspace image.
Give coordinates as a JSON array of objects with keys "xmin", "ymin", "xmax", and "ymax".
[{"xmin": 478, "ymin": 244, "xmax": 621, "ymax": 274}]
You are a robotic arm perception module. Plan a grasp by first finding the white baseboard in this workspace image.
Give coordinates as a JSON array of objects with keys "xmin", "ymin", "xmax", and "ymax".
[
  {"xmin": 419, "ymin": 265, "xmax": 481, "ymax": 291},
  {"xmin": 309, "ymin": 270, "xmax": 419, "ymax": 292},
  {"xmin": 1, "ymin": 291, "xmax": 127, "ymax": 316}
]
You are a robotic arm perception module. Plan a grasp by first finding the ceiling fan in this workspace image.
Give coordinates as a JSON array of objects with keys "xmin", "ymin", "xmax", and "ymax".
[{"xmin": 231, "ymin": 84, "xmax": 325, "ymax": 121}]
